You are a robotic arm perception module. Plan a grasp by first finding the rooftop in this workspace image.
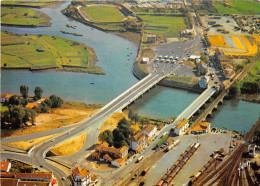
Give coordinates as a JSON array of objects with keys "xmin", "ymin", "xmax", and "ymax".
[
  {"xmin": 129, "ymin": 132, "xmax": 145, "ymax": 142},
  {"xmin": 72, "ymin": 167, "xmax": 91, "ymax": 179},
  {"xmin": 175, "ymin": 119, "xmax": 189, "ymax": 129},
  {"xmin": 190, "ymin": 122, "xmax": 211, "ymax": 132},
  {"xmin": 143, "ymin": 124, "xmax": 157, "ymax": 134},
  {"xmin": 0, "ymin": 161, "xmax": 11, "ymax": 172}
]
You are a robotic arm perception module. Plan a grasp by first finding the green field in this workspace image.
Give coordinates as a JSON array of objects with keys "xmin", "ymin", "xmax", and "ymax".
[
  {"xmin": 139, "ymin": 15, "xmax": 186, "ymax": 37},
  {"xmin": 214, "ymin": 0, "xmax": 260, "ymax": 15},
  {"xmin": 1, "ymin": 31, "xmax": 103, "ymax": 74},
  {"xmin": 1, "ymin": 7, "xmax": 51, "ymax": 26},
  {"xmin": 1, "ymin": 1, "xmax": 55, "ymax": 7},
  {"xmin": 1, "ymin": 105, "xmax": 9, "ymax": 112},
  {"xmin": 83, "ymin": 5, "xmax": 124, "ymax": 22}
]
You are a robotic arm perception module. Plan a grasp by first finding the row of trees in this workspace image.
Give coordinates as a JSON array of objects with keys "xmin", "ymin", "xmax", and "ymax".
[{"xmin": 20, "ymin": 84, "xmax": 43, "ymax": 100}]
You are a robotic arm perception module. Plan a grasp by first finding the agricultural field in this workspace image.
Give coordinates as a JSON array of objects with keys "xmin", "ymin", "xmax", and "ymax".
[
  {"xmin": 209, "ymin": 35, "xmax": 258, "ymax": 56},
  {"xmin": 82, "ymin": 5, "xmax": 125, "ymax": 22},
  {"xmin": 1, "ymin": 7, "xmax": 51, "ymax": 27},
  {"xmin": 1, "ymin": 31, "xmax": 103, "ymax": 74},
  {"xmin": 139, "ymin": 15, "xmax": 186, "ymax": 38},
  {"xmin": 213, "ymin": 0, "xmax": 260, "ymax": 15}
]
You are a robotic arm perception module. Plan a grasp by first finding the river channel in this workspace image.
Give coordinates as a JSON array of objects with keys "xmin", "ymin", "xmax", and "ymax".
[{"xmin": 1, "ymin": 1, "xmax": 259, "ymax": 132}]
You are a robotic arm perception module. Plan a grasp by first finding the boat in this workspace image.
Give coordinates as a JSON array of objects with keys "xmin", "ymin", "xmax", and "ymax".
[{"xmin": 90, "ymin": 82, "xmax": 94, "ymax": 85}]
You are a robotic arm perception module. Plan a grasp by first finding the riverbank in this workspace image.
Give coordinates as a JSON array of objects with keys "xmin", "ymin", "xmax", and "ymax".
[
  {"xmin": 235, "ymin": 93, "xmax": 260, "ymax": 104},
  {"xmin": 1, "ymin": 31, "xmax": 105, "ymax": 75}
]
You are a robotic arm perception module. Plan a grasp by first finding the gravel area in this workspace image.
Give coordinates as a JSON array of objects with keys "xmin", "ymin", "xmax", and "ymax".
[{"xmin": 144, "ymin": 132, "xmax": 234, "ymax": 186}]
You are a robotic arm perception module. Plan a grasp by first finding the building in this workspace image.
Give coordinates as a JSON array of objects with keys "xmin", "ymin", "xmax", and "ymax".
[
  {"xmin": 1, "ymin": 94, "xmax": 12, "ymax": 103},
  {"xmin": 165, "ymin": 137, "xmax": 174, "ymax": 145},
  {"xmin": 146, "ymin": 35, "xmax": 156, "ymax": 43},
  {"xmin": 199, "ymin": 76, "xmax": 210, "ymax": 89},
  {"xmin": 197, "ymin": 60, "xmax": 208, "ymax": 75},
  {"xmin": 92, "ymin": 142, "xmax": 128, "ymax": 167},
  {"xmin": 129, "ymin": 132, "xmax": 147, "ymax": 152},
  {"xmin": 25, "ymin": 103, "xmax": 39, "ymax": 109},
  {"xmin": 248, "ymin": 144, "xmax": 256, "ymax": 157},
  {"xmin": 72, "ymin": 167, "xmax": 91, "ymax": 186},
  {"xmin": 95, "ymin": 142, "xmax": 128, "ymax": 159},
  {"xmin": 173, "ymin": 119, "xmax": 189, "ymax": 136},
  {"xmin": 0, "ymin": 161, "xmax": 11, "ymax": 172},
  {"xmin": 111, "ymin": 158, "xmax": 126, "ymax": 168},
  {"xmin": 0, "ymin": 171, "xmax": 54, "ymax": 185},
  {"xmin": 189, "ymin": 122, "xmax": 211, "ymax": 134},
  {"xmin": 142, "ymin": 124, "xmax": 157, "ymax": 141},
  {"xmin": 142, "ymin": 57, "xmax": 149, "ymax": 63},
  {"xmin": 224, "ymin": 69, "xmax": 235, "ymax": 79}
]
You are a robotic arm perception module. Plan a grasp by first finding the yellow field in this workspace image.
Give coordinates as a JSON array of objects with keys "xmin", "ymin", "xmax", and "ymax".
[
  {"xmin": 232, "ymin": 36, "xmax": 246, "ymax": 50},
  {"xmin": 225, "ymin": 36, "xmax": 258, "ymax": 56},
  {"xmin": 209, "ymin": 35, "xmax": 229, "ymax": 47},
  {"xmin": 209, "ymin": 35, "xmax": 258, "ymax": 56}
]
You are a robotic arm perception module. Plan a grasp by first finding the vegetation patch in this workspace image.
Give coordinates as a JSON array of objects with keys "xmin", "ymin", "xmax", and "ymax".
[
  {"xmin": 1, "ymin": 7, "xmax": 51, "ymax": 27},
  {"xmin": 139, "ymin": 15, "xmax": 186, "ymax": 38},
  {"xmin": 3, "ymin": 134, "xmax": 58, "ymax": 151},
  {"xmin": 1, "ymin": 31, "xmax": 104, "ymax": 74},
  {"xmin": 82, "ymin": 5, "xmax": 124, "ymax": 22},
  {"xmin": 51, "ymin": 133, "xmax": 86, "ymax": 156},
  {"xmin": 1, "ymin": 1, "xmax": 57, "ymax": 7},
  {"xmin": 213, "ymin": 0, "xmax": 260, "ymax": 15}
]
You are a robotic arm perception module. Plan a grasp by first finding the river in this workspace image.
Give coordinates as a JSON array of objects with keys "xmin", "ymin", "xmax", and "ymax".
[{"xmin": 1, "ymin": 1, "xmax": 259, "ymax": 132}]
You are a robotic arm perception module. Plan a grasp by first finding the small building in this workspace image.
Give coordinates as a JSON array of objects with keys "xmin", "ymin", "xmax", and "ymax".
[
  {"xmin": 142, "ymin": 57, "xmax": 149, "ymax": 63},
  {"xmin": 189, "ymin": 55, "xmax": 201, "ymax": 60},
  {"xmin": 1, "ymin": 94, "xmax": 13, "ymax": 103},
  {"xmin": 173, "ymin": 119, "xmax": 189, "ymax": 136},
  {"xmin": 165, "ymin": 137, "xmax": 174, "ymax": 145},
  {"xmin": 0, "ymin": 162, "xmax": 11, "ymax": 172},
  {"xmin": 111, "ymin": 158, "xmax": 125, "ymax": 168},
  {"xmin": 199, "ymin": 76, "xmax": 210, "ymax": 89},
  {"xmin": 35, "ymin": 98, "xmax": 46, "ymax": 104},
  {"xmin": 72, "ymin": 167, "xmax": 91, "ymax": 186},
  {"xmin": 25, "ymin": 103, "xmax": 39, "ymax": 109},
  {"xmin": 129, "ymin": 132, "xmax": 147, "ymax": 153},
  {"xmin": 95, "ymin": 142, "xmax": 128, "ymax": 159},
  {"xmin": 189, "ymin": 122, "xmax": 211, "ymax": 134},
  {"xmin": 248, "ymin": 144, "xmax": 256, "ymax": 157},
  {"xmin": 197, "ymin": 61, "xmax": 208, "ymax": 75},
  {"xmin": 142, "ymin": 124, "xmax": 157, "ymax": 141},
  {"xmin": 146, "ymin": 35, "xmax": 156, "ymax": 43},
  {"xmin": 224, "ymin": 69, "xmax": 235, "ymax": 79}
]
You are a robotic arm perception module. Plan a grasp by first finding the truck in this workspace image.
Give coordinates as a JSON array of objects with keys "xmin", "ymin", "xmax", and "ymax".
[{"xmin": 137, "ymin": 155, "xmax": 144, "ymax": 163}]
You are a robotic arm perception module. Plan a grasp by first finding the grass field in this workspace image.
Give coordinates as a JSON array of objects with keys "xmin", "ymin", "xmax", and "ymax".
[
  {"xmin": 214, "ymin": 0, "xmax": 260, "ymax": 15},
  {"xmin": 83, "ymin": 5, "xmax": 124, "ymax": 22},
  {"xmin": 1, "ymin": 1, "xmax": 55, "ymax": 7},
  {"xmin": 139, "ymin": 15, "xmax": 186, "ymax": 37},
  {"xmin": 1, "ymin": 31, "xmax": 102, "ymax": 73},
  {"xmin": 1, "ymin": 7, "xmax": 51, "ymax": 26}
]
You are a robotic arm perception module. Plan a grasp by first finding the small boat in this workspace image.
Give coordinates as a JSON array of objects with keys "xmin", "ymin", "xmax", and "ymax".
[{"xmin": 90, "ymin": 82, "xmax": 94, "ymax": 85}]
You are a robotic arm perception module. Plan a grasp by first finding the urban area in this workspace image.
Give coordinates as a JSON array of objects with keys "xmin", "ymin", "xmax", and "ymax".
[{"xmin": 1, "ymin": 0, "xmax": 260, "ymax": 186}]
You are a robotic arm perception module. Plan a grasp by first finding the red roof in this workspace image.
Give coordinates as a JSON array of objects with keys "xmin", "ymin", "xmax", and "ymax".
[
  {"xmin": 25, "ymin": 103, "xmax": 39, "ymax": 109},
  {"xmin": 1, "ymin": 94, "xmax": 13, "ymax": 99},
  {"xmin": 0, "ymin": 161, "xmax": 11, "ymax": 172},
  {"xmin": 72, "ymin": 167, "xmax": 91, "ymax": 179}
]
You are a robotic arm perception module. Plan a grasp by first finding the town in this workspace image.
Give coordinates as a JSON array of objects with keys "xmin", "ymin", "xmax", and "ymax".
[{"xmin": 1, "ymin": 0, "xmax": 260, "ymax": 186}]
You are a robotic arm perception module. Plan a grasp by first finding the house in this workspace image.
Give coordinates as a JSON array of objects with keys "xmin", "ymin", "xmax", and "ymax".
[
  {"xmin": 35, "ymin": 98, "xmax": 46, "ymax": 104},
  {"xmin": 0, "ymin": 171, "xmax": 53, "ymax": 185},
  {"xmin": 224, "ymin": 69, "xmax": 235, "ymax": 79},
  {"xmin": 129, "ymin": 132, "xmax": 147, "ymax": 152},
  {"xmin": 1, "ymin": 94, "xmax": 12, "ymax": 103},
  {"xmin": 248, "ymin": 144, "xmax": 256, "ymax": 157},
  {"xmin": 142, "ymin": 124, "xmax": 157, "ymax": 141},
  {"xmin": 165, "ymin": 137, "xmax": 174, "ymax": 145},
  {"xmin": 197, "ymin": 61, "xmax": 208, "ymax": 75},
  {"xmin": 199, "ymin": 76, "xmax": 210, "ymax": 89},
  {"xmin": 142, "ymin": 57, "xmax": 149, "ymax": 63},
  {"xmin": 95, "ymin": 142, "xmax": 128, "ymax": 159},
  {"xmin": 0, "ymin": 162, "xmax": 11, "ymax": 172},
  {"xmin": 25, "ymin": 103, "xmax": 39, "ymax": 109},
  {"xmin": 173, "ymin": 119, "xmax": 189, "ymax": 136},
  {"xmin": 72, "ymin": 167, "xmax": 91, "ymax": 186},
  {"xmin": 189, "ymin": 122, "xmax": 211, "ymax": 134},
  {"xmin": 146, "ymin": 35, "xmax": 156, "ymax": 43},
  {"xmin": 189, "ymin": 55, "xmax": 201, "ymax": 60},
  {"xmin": 111, "ymin": 158, "xmax": 126, "ymax": 168}
]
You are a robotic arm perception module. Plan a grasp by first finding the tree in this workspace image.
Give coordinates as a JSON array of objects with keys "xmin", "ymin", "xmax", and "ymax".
[
  {"xmin": 20, "ymin": 98, "xmax": 28, "ymax": 107},
  {"xmin": 34, "ymin": 86, "xmax": 43, "ymax": 100},
  {"xmin": 9, "ymin": 96, "xmax": 20, "ymax": 105},
  {"xmin": 229, "ymin": 84, "xmax": 240, "ymax": 97},
  {"xmin": 40, "ymin": 102, "xmax": 50, "ymax": 113},
  {"xmin": 128, "ymin": 108, "xmax": 134, "ymax": 120},
  {"xmin": 12, "ymin": 105, "xmax": 26, "ymax": 128},
  {"xmin": 49, "ymin": 95, "xmax": 63, "ymax": 108},
  {"xmin": 20, "ymin": 84, "xmax": 29, "ymax": 99},
  {"xmin": 25, "ymin": 108, "xmax": 36, "ymax": 125}
]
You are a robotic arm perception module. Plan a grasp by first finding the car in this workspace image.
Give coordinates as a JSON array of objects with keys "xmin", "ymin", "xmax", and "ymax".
[
  {"xmin": 62, "ymin": 177, "xmax": 66, "ymax": 181},
  {"xmin": 51, "ymin": 139, "xmax": 55, "ymax": 142}
]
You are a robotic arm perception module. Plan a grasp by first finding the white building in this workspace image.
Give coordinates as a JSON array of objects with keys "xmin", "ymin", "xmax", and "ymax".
[
  {"xmin": 142, "ymin": 57, "xmax": 149, "ymax": 63},
  {"xmin": 72, "ymin": 167, "xmax": 91, "ymax": 186},
  {"xmin": 199, "ymin": 76, "xmax": 210, "ymax": 89},
  {"xmin": 129, "ymin": 132, "xmax": 147, "ymax": 152},
  {"xmin": 142, "ymin": 124, "xmax": 157, "ymax": 141},
  {"xmin": 173, "ymin": 119, "xmax": 189, "ymax": 136}
]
